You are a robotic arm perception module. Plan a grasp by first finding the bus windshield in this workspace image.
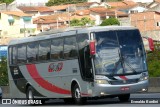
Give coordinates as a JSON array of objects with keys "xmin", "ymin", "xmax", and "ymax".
[{"xmin": 94, "ymin": 29, "xmax": 147, "ymax": 76}]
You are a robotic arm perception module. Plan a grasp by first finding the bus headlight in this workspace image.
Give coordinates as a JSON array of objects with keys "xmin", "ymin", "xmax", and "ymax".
[
  {"xmin": 139, "ymin": 73, "xmax": 148, "ymax": 81},
  {"xmin": 95, "ymin": 80, "xmax": 109, "ymax": 84}
]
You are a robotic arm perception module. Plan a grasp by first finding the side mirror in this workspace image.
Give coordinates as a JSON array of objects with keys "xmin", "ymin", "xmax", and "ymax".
[{"xmin": 148, "ymin": 38, "xmax": 154, "ymax": 51}]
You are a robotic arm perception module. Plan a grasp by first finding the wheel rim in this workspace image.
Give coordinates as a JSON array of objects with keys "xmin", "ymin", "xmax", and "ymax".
[
  {"xmin": 28, "ymin": 90, "xmax": 33, "ymax": 99},
  {"xmin": 75, "ymin": 88, "xmax": 81, "ymax": 98}
]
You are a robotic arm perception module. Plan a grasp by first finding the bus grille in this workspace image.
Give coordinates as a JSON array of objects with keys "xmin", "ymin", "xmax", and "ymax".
[{"xmin": 110, "ymin": 79, "xmax": 139, "ymax": 85}]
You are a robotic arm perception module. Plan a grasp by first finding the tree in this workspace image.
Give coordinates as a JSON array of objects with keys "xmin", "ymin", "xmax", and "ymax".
[
  {"xmin": 0, "ymin": 0, "xmax": 14, "ymax": 5},
  {"xmin": 70, "ymin": 17, "xmax": 95, "ymax": 27},
  {"xmin": 0, "ymin": 57, "xmax": 8, "ymax": 86},
  {"xmin": 46, "ymin": 0, "xmax": 87, "ymax": 6},
  {"xmin": 100, "ymin": 18, "xmax": 120, "ymax": 26}
]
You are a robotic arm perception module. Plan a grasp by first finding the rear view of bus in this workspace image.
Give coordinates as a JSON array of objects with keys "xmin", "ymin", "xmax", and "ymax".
[{"xmin": 90, "ymin": 27, "xmax": 148, "ymax": 101}]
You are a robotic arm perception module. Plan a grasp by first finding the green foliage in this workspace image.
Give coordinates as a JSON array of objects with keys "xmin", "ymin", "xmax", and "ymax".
[
  {"xmin": 46, "ymin": 0, "xmax": 87, "ymax": 6},
  {"xmin": 0, "ymin": 57, "xmax": 8, "ymax": 86},
  {"xmin": 70, "ymin": 17, "xmax": 95, "ymax": 27},
  {"xmin": 147, "ymin": 49, "xmax": 160, "ymax": 77},
  {"xmin": 0, "ymin": 0, "xmax": 14, "ymax": 4},
  {"xmin": 100, "ymin": 18, "xmax": 120, "ymax": 26}
]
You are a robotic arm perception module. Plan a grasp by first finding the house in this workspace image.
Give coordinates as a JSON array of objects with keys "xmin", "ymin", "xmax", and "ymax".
[
  {"xmin": 76, "ymin": 2, "xmax": 100, "ymax": 10},
  {"xmin": 107, "ymin": 1, "xmax": 137, "ymax": 8},
  {"xmin": 33, "ymin": 13, "xmax": 68, "ymax": 31},
  {"xmin": 124, "ymin": 0, "xmax": 153, "ymax": 3},
  {"xmin": 130, "ymin": 11, "xmax": 160, "ymax": 41},
  {"xmin": 147, "ymin": 0, "xmax": 160, "ymax": 12},
  {"xmin": 0, "ymin": 11, "xmax": 36, "ymax": 39},
  {"xmin": 88, "ymin": 0, "xmax": 107, "ymax": 3},
  {"xmin": 34, "ymin": 11, "xmax": 95, "ymax": 31},
  {"xmin": 89, "ymin": 7, "xmax": 128, "ymax": 25},
  {"xmin": 49, "ymin": 4, "xmax": 75, "ymax": 13},
  {"xmin": 18, "ymin": 6, "xmax": 54, "ymax": 18},
  {"xmin": 15, "ymin": 0, "xmax": 48, "ymax": 6}
]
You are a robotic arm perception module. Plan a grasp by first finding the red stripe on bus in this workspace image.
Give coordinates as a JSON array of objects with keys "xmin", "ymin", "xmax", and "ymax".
[
  {"xmin": 26, "ymin": 64, "xmax": 71, "ymax": 95},
  {"xmin": 119, "ymin": 76, "xmax": 128, "ymax": 80}
]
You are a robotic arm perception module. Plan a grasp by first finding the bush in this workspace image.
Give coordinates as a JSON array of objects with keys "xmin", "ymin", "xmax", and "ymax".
[
  {"xmin": 147, "ymin": 49, "xmax": 160, "ymax": 77},
  {"xmin": 100, "ymin": 18, "xmax": 120, "ymax": 26},
  {"xmin": 0, "ymin": 57, "xmax": 8, "ymax": 86}
]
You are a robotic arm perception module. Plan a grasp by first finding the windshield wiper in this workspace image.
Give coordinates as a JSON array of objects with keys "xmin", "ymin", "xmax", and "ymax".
[{"xmin": 111, "ymin": 50, "xmax": 137, "ymax": 75}]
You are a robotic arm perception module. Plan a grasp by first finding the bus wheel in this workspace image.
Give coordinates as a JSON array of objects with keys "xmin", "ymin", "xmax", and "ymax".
[
  {"xmin": 26, "ymin": 86, "xmax": 34, "ymax": 100},
  {"xmin": 118, "ymin": 94, "xmax": 130, "ymax": 102},
  {"xmin": 72, "ymin": 84, "xmax": 86, "ymax": 105}
]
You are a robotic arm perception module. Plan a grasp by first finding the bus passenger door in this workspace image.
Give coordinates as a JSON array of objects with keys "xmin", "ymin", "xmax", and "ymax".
[{"xmin": 83, "ymin": 46, "xmax": 93, "ymax": 81}]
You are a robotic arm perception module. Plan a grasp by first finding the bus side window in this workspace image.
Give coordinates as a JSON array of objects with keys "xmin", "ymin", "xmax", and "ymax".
[
  {"xmin": 17, "ymin": 44, "xmax": 26, "ymax": 64},
  {"xmin": 12, "ymin": 46, "xmax": 17, "ymax": 65},
  {"xmin": 51, "ymin": 38, "xmax": 64, "ymax": 60},
  {"xmin": 27, "ymin": 42, "xmax": 38, "ymax": 63},
  {"xmin": 64, "ymin": 36, "xmax": 77, "ymax": 59},
  {"xmin": 39, "ymin": 40, "xmax": 51, "ymax": 61}
]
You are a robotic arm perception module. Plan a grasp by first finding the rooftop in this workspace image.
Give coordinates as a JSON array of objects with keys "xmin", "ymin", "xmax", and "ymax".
[{"xmin": 1, "ymin": 11, "xmax": 32, "ymax": 17}]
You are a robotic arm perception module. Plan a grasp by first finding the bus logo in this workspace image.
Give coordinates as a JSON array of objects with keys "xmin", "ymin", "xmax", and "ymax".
[{"xmin": 48, "ymin": 62, "xmax": 63, "ymax": 72}]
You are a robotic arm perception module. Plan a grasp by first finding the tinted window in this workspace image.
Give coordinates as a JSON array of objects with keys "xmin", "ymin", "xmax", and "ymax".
[
  {"xmin": 77, "ymin": 34, "xmax": 88, "ymax": 49},
  {"xmin": 39, "ymin": 40, "xmax": 51, "ymax": 61},
  {"xmin": 27, "ymin": 42, "xmax": 38, "ymax": 62},
  {"xmin": 77, "ymin": 34, "xmax": 93, "ymax": 80},
  {"xmin": 12, "ymin": 46, "xmax": 17, "ymax": 64},
  {"xmin": 64, "ymin": 36, "xmax": 77, "ymax": 59},
  {"xmin": 51, "ymin": 38, "xmax": 63, "ymax": 60},
  {"xmin": 17, "ymin": 44, "xmax": 26, "ymax": 64}
]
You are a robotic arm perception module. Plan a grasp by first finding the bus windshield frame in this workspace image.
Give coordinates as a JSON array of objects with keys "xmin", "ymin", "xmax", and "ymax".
[{"xmin": 93, "ymin": 29, "xmax": 147, "ymax": 76}]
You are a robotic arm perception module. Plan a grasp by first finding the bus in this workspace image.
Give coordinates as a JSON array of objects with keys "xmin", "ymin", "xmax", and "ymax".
[{"xmin": 7, "ymin": 26, "xmax": 148, "ymax": 104}]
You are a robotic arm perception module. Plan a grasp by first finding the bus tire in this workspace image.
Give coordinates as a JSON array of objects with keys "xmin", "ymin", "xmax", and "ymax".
[
  {"xmin": 72, "ymin": 84, "xmax": 86, "ymax": 105},
  {"xmin": 118, "ymin": 94, "xmax": 130, "ymax": 102},
  {"xmin": 26, "ymin": 86, "xmax": 34, "ymax": 100}
]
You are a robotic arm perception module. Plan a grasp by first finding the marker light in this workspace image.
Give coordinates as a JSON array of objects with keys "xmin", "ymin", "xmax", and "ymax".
[{"xmin": 90, "ymin": 41, "xmax": 96, "ymax": 55}]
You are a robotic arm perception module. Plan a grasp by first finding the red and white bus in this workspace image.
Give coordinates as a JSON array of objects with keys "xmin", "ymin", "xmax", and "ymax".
[{"xmin": 7, "ymin": 26, "xmax": 148, "ymax": 104}]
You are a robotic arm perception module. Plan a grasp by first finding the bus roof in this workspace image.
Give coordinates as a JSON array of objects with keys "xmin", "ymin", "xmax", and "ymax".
[{"xmin": 8, "ymin": 26, "xmax": 137, "ymax": 46}]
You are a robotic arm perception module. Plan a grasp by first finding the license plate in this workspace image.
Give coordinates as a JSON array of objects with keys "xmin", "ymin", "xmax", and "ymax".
[{"xmin": 120, "ymin": 87, "xmax": 130, "ymax": 91}]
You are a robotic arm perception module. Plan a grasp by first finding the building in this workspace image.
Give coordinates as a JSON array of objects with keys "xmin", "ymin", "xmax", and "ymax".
[
  {"xmin": 147, "ymin": 0, "xmax": 160, "ymax": 12},
  {"xmin": 130, "ymin": 11, "xmax": 160, "ymax": 41},
  {"xmin": 18, "ymin": 6, "xmax": 54, "ymax": 18},
  {"xmin": 90, "ymin": 7, "xmax": 128, "ymax": 25},
  {"xmin": 124, "ymin": 0, "xmax": 153, "ymax": 3},
  {"xmin": 88, "ymin": 0, "xmax": 107, "ymax": 3},
  {"xmin": 0, "ymin": 11, "xmax": 36, "ymax": 41},
  {"xmin": 15, "ymin": 0, "xmax": 49, "ymax": 6}
]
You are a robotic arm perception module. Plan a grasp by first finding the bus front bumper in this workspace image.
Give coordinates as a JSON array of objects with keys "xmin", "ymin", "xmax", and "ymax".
[{"xmin": 91, "ymin": 80, "xmax": 148, "ymax": 97}]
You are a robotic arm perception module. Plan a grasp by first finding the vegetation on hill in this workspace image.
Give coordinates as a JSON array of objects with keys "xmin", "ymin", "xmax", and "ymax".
[
  {"xmin": 0, "ymin": 0, "xmax": 14, "ymax": 4},
  {"xmin": 70, "ymin": 17, "xmax": 95, "ymax": 27},
  {"xmin": 46, "ymin": 0, "xmax": 87, "ymax": 6},
  {"xmin": 0, "ymin": 57, "xmax": 8, "ymax": 86},
  {"xmin": 147, "ymin": 48, "xmax": 160, "ymax": 77},
  {"xmin": 100, "ymin": 18, "xmax": 120, "ymax": 26}
]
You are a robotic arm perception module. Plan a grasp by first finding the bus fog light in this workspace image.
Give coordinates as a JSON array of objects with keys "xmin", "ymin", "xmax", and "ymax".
[
  {"xmin": 95, "ymin": 80, "xmax": 109, "ymax": 84},
  {"xmin": 142, "ymin": 88, "xmax": 147, "ymax": 92},
  {"xmin": 100, "ymin": 92, "xmax": 105, "ymax": 95}
]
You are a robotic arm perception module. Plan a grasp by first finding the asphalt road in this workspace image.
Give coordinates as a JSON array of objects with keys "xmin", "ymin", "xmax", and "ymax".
[{"xmin": 0, "ymin": 93, "xmax": 160, "ymax": 107}]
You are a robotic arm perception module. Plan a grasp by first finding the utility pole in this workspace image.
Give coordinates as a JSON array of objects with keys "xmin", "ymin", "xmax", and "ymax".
[
  {"xmin": 68, "ymin": 4, "xmax": 70, "ymax": 28},
  {"xmin": 24, "ymin": 23, "xmax": 26, "ymax": 37}
]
